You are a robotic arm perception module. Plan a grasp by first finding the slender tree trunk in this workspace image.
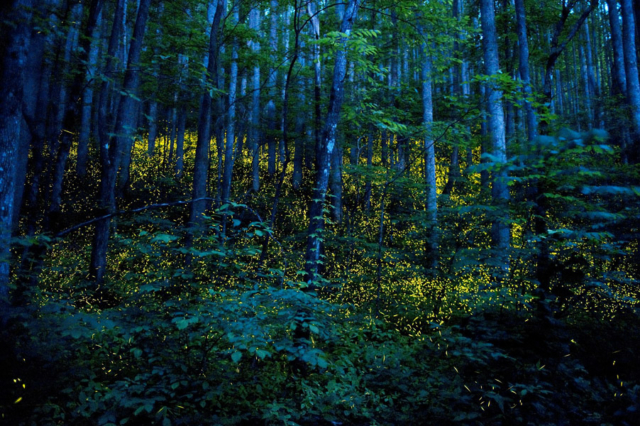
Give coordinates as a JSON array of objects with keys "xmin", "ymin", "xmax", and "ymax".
[
  {"xmin": 148, "ymin": 101, "xmax": 159, "ymax": 155},
  {"xmin": 267, "ymin": 0, "xmax": 278, "ymax": 176},
  {"xmin": 580, "ymin": 42, "xmax": 593, "ymax": 128},
  {"xmin": 329, "ymin": 141, "xmax": 343, "ymax": 223},
  {"xmin": 18, "ymin": 0, "xmax": 59, "ymax": 243},
  {"xmin": 90, "ymin": 0, "xmax": 151, "ymax": 284},
  {"xmin": 515, "ymin": 0, "xmax": 538, "ymax": 141},
  {"xmin": 292, "ymin": 37, "xmax": 305, "ymax": 191},
  {"xmin": 188, "ymin": 0, "xmax": 223, "ymax": 238},
  {"xmin": 175, "ymin": 105, "xmax": 186, "ymax": 178},
  {"xmin": 221, "ymin": 5, "xmax": 240, "ymax": 236},
  {"xmin": 48, "ymin": 2, "xmax": 84, "ymax": 218},
  {"xmin": 364, "ymin": 128, "xmax": 373, "ymax": 211},
  {"xmin": 542, "ymin": 0, "xmax": 597, "ymax": 117},
  {"xmin": 77, "ymin": 7, "xmax": 102, "ymax": 176},
  {"xmin": 249, "ymin": 7, "xmax": 261, "ymax": 192},
  {"xmin": 481, "ymin": 0, "xmax": 510, "ymax": 272},
  {"xmin": 305, "ymin": 0, "xmax": 360, "ymax": 283},
  {"xmin": 308, "ymin": 0, "xmax": 322, "ymax": 170},
  {"xmin": 419, "ymin": 27, "xmax": 438, "ymax": 272}
]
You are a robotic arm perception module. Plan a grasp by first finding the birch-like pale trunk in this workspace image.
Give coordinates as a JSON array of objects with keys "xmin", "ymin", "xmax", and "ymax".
[
  {"xmin": 514, "ymin": 0, "xmax": 537, "ymax": 141},
  {"xmin": 419, "ymin": 26, "xmax": 438, "ymax": 272},
  {"xmin": 221, "ymin": 5, "xmax": 240, "ymax": 237},
  {"xmin": 249, "ymin": 7, "xmax": 261, "ymax": 192},
  {"xmin": 304, "ymin": 0, "xmax": 360, "ymax": 283},
  {"xmin": 481, "ymin": 0, "xmax": 510, "ymax": 272}
]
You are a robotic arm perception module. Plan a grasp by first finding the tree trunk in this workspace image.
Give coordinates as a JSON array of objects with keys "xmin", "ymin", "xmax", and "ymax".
[
  {"xmin": 221, "ymin": 5, "xmax": 240, "ymax": 235},
  {"xmin": 420, "ymin": 28, "xmax": 438, "ymax": 272},
  {"xmin": 304, "ymin": 0, "xmax": 360, "ymax": 283},
  {"xmin": 267, "ymin": 0, "xmax": 279, "ymax": 176},
  {"xmin": 308, "ymin": 0, "xmax": 322, "ymax": 170},
  {"xmin": 175, "ymin": 105, "xmax": 186, "ymax": 179},
  {"xmin": 48, "ymin": 2, "xmax": 84, "ymax": 218},
  {"xmin": 329, "ymin": 140, "xmax": 343, "ymax": 223},
  {"xmin": 580, "ymin": 42, "xmax": 593, "ymax": 128},
  {"xmin": 0, "ymin": 0, "xmax": 33, "ymax": 300},
  {"xmin": 249, "ymin": 8, "xmax": 261, "ymax": 192},
  {"xmin": 514, "ymin": 0, "xmax": 538, "ymax": 141},
  {"xmin": 188, "ymin": 0, "xmax": 223, "ymax": 236},
  {"xmin": 481, "ymin": 0, "xmax": 510, "ymax": 272},
  {"xmin": 622, "ymin": 0, "xmax": 640, "ymax": 162},
  {"xmin": 90, "ymin": 0, "xmax": 151, "ymax": 284},
  {"xmin": 77, "ymin": 7, "xmax": 102, "ymax": 176},
  {"xmin": 609, "ymin": 0, "xmax": 628, "ymax": 96}
]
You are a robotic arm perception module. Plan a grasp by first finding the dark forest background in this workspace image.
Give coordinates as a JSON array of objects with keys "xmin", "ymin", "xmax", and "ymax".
[{"xmin": 1, "ymin": 0, "xmax": 640, "ymax": 424}]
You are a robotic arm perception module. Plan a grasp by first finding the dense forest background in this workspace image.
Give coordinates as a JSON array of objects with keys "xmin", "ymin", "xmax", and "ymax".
[{"xmin": 1, "ymin": 0, "xmax": 640, "ymax": 424}]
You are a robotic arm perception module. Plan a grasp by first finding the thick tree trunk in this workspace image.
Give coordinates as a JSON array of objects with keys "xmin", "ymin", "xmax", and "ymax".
[
  {"xmin": 622, "ymin": 0, "xmax": 640, "ymax": 162},
  {"xmin": 304, "ymin": 0, "xmax": 360, "ymax": 282},
  {"xmin": 13, "ymin": 1, "xmax": 59, "ymax": 233},
  {"xmin": 0, "ymin": 0, "xmax": 33, "ymax": 300},
  {"xmin": 609, "ymin": 0, "xmax": 628, "ymax": 96},
  {"xmin": 90, "ymin": 0, "xmax": 151, "ymax": 283},
  {"xmin": 481, "ymin": 0, "xmax": 510, "ymax": 272}
]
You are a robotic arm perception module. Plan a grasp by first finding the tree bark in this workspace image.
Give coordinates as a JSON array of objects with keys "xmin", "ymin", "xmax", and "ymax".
[
  {"xmin": 188, "ymin": 0, "xmax": 224, "ymax": 236},
  {"xmin": 481, "ymin": 0, "xmax": 510, "ymax": 271},
  {"xmin": 419, "ymin": 27, "xmax": 438, "ymax": 272},
  {"xmin": 308, "ymin": 0, "xmax": 322, "ymax": 170},
  {"xmin": 0, "ymin": 0, "xmax": 33, "ymax": 300},
  {"xmin": 304, "ymin": 0, "xmax": 360, "ymax": 283},
  {"xmin": 221, "ymin": 5, "xmax": 240, "ymax": 235},
  {"xmin": 267, "ymin": 0, "xmax": 279, "ymax": 176},
  {"xmin": 622, "ymin": 0, "xmax": 640, "ymax": 162},
  {"xmin": 249, "ymin": 7, "xmax": 261, "ymax": 192},
  {"xmin": 90, "ymin": 0, "xmax": 151, "ymax": 283},
  {"xmin": 609, "ymin": 0, "xmax": 628, "ymax": 96},
  {"xmin": 77, "ymin": 7, "xmax": 103, "ymax": 177},
  {"xmin": 514, "ymin": 0, "xmax": 538, "ymax": 141}
]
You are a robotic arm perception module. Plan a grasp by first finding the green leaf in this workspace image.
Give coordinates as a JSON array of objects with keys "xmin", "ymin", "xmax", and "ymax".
[
  {"xmin": 151, "ymin": 234, "xmax": 178, "ymax": 244},
  {"xmin": 231, "ymin": 351, "xmax": 242, "ymax": 363},
  {"xmin": 256, "ymin": 349, "xmax": 270, "ymax": 359}
]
